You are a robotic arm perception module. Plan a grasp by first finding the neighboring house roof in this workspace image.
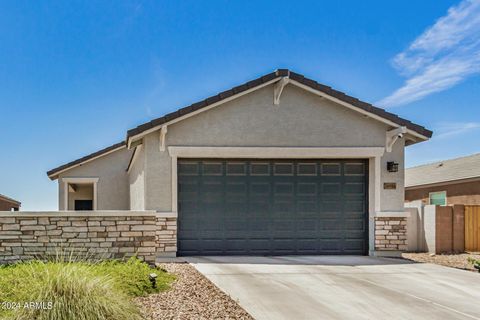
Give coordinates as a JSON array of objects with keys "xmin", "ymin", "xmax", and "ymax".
[
  {"xmin": 405, "ymin": 153, "xmax": 480, "ymax": 188},
  {"xmin": 126, "ymin": 69, "xmax": 432, "ymax": 143},
  {"xmin": 0, "ymin": 193, "xmax": 21, "ymax": 206},
  {"xmin": 47, "ymin": 142, "xmax": 126, "ymax": 179},
  {"xmin": 47, "ymin": 68, "xmax": 433, "ymax": 180}
]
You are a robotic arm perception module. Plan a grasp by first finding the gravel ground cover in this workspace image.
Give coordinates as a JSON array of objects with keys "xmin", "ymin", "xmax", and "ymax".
[
  {"xmin": 402, "ymin": 252, "xmax": 480, "ymax": 272},
  {"xmin": 135, "ymin": 263, "xmax": 253, "ymax": 320}
]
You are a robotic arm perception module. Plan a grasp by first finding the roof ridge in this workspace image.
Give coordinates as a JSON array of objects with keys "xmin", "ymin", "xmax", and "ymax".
[{"xmin": 407, "ymin": 152, "xmax": 480, "ymax": 170}]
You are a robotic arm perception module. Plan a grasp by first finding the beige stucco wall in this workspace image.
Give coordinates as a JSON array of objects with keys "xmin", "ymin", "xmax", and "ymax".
[
  {"xmin": 380, "ymin": 139, "xmax": 405, "ymax": 211},
  {"xmin": 129, "ymin": 146, "xmax": 146, "ymax": 210},
  {"xmin": 142, "ymin": 83, "xmax": 406, "ymax": 213},
  {"xmin": 58, "ymin": 147, "xmax": 132, "ymax": 210}
]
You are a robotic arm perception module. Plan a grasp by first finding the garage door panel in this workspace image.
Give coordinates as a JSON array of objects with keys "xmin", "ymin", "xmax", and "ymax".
[
  {"xmin": 224, "ymin": 239, "xmax": 249, "ymax": 251},
  {"xmin": 225, "ymin": 219, "xmax": 248, "ymax": 231},
  {"xmin": 321, "ymin": 201, "xmax": 342, "ymax": 212},
  {"xmin": 272, "ymin": 219, "xmax": 296, "ymax": 232},
  {"xmin": 344, "ymin": 162, "xmax": 365, "ymax": 176},
  {"xmin": 250, "ymin": 182, "xmax": 270, "ymax": 194},
  {"xmin": 343, "ymin": 239, "xmax": 366, "ymax": 251},
  {"xmin": 320, "ymin": 163, "xmax": 341, "ymax": 176},
  {"xmin": 297, "ymin": 163, "xmax": 317, "ymax": 176},
  {"xmin": 178, "ymin": 159, "xmax": 367, "ymax": 256},
  {"xmin": 320, "ymin": 240, "xmax": 342, "ymax": 251},
  {"xmin": 202, "ymin": 162, "xmax": 223, "ymax": 175},
  {"xmin": 272, "ymin": 239, "xmax": 296, "ymax": 251},
  {"xmin": 274, "ymin": 183, "xmax": 294, "ymax": 195},
  {"xmin": 250, "ymin": 219, "xmax": 270, "ymax": 231},
  {"xmin": 297, "ymin": 219, "xmax": 317, "ymax": 231},
  {"xmin": 248, "ymin": 239, "xmax": 271, "ymax": 254},
  {"xmin": 321, "ymin": 182, "xmax": 341, "ymax": 195},
  {"xmin": 297, "ymin": 239, "xmax": 319, "ymax": 252}
]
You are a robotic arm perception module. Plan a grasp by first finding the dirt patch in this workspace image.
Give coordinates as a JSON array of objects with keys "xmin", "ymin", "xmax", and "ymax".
[
  {"xmin": 402, "ymin": 252, "xmax": 480, "ymax": 272},
  {"xmin": 135, "ymin": 263, "xmax": 253, "ymax": 320}
]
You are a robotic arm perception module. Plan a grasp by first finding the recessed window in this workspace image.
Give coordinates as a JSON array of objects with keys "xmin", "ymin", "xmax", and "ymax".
[
  {"xmin": 62, "ymin": 177, "xmax": 98, "ymax": 211},
  {"xmin": 429, "ymin": 191, "xmax": 446, "ymax": 206}
]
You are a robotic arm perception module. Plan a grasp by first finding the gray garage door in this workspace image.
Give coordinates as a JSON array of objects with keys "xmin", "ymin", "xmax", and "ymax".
[{"xmin": 178, "ymin": 159, "xmax": 368, "ymax": 256}]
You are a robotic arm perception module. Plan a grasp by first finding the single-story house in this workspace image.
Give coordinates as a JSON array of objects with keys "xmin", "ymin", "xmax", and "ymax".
[
  {"xmin": 0, "ymin": 194, "xmax": 21, "ymax": 211},
  {"xmin": 47, "ymin": 69, "xmax": 432, "ymax": 256},
  {"xmin": 406, "ymin": 153, "xmax": 480, "ymax": 206}
]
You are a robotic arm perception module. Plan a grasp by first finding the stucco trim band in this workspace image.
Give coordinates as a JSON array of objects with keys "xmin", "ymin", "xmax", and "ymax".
[{"xmin": 168, "ymin": 146, "xmax": 385, "ymax": 159}]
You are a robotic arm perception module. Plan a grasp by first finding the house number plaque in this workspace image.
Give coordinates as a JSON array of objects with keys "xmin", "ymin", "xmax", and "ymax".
[{"xmin": 383, "ymin": 182, "xmax": 397, "ymax": 190}]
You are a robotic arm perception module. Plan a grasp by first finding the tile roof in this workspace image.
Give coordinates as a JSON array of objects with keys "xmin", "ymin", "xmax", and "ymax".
[{"xmin": 405, "ymin": 153, "xmax": 480, "ymax": 188}]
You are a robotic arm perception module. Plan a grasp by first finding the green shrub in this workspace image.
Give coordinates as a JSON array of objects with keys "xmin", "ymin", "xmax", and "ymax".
[
  {"xmin": 94, "ymin": 257, "xmax": 175, "ymax": 297},
  {"xmin": 468, "ymin": 257, "xmax": 480, "ymax": 272},
  {"xmin": 0, "ymin": 256, "xmax": 174, "ymax": 320}
]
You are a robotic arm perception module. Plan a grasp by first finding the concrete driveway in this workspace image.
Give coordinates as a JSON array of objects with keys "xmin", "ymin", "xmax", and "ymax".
[{"xmin": 187, "ymin": 256, "xmax": 480, "ymax": 320}]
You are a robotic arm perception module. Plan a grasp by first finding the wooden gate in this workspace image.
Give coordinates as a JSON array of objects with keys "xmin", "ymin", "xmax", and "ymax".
[{"xmin": 465, "ymin": 205, "xmax": 480, "ymax": 252}]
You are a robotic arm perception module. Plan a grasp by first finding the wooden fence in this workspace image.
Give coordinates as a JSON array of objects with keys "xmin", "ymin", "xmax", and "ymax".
[{"xmin": 465, "ymin": 205, "xmax": 480, "ymax": 252}]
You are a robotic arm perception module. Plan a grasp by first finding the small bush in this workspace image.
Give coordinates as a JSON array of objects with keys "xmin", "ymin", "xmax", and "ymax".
[
  {"xmin": 0, "ymin": 256, "xmax": 174, "ymax": 320},
  {"xmin": 94, "ymin": 257, "xmax": 175, "ymax": 297},
  {"xmin": 468, "ymin": 257, "xmax": 480, "ymax": 272}
]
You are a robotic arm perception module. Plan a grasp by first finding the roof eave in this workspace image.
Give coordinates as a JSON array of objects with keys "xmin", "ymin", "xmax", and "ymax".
[{"xmin": 47, "ymin": 142, "xmax": 126, "ymax": 180}]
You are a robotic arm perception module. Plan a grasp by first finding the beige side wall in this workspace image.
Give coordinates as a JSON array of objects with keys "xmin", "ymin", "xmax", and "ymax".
[
  {"xmin": 129, "ymin": 146, "xmax": 146, "ymax": 210},
  {"xmin": 58, "ymin": 147, "xmax": 132, "ymax": 210},
  {"xmin": 142, "ymin": 83, "xmax": 406, "ymax": 213}
]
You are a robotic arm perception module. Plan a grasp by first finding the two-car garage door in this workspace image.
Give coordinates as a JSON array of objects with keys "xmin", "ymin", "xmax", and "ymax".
[{"xmin": 177, "ymin": 159, "xmax": 368, "ymax": 256}]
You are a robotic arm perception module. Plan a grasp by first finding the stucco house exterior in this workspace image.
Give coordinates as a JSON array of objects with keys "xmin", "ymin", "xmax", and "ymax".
[
  {"xmin": 47, "ymin": 69, "xmax": 432, "ymax": 257},
  {"xmin": 406, "ymin": 153, "xmax": 480, "ymax": 206}
]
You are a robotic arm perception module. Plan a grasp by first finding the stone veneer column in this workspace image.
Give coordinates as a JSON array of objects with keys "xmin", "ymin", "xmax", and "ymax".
[
  {"xmin": 155, "ymin": 215, "xmax": 177, "ymax": 258},
  {"xmin": 374, "ymin": 217, "xmax": 407, "ymax": 255}
]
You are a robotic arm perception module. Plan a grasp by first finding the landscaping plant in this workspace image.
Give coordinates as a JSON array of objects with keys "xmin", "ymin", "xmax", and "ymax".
[
  {"xmin": 468, "ymin": 257, "xmax": 480, "ymax": 272},
  {"xmin": 0, "ymin": 255, "xmax": 174, "ymax": 320}
]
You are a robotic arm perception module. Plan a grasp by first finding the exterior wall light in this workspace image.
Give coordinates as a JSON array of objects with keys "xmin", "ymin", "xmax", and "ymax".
[{"xmin": 387, "ymin": 161, "xmax": 399, "ymax": 172}]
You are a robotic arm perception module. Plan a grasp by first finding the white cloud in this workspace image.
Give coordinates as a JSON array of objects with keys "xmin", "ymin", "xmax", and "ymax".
[
  {"xmin": 434, "ymin": 121, "xmax": 480, "ymax": 138},
  {"xmin": 378, "ymin": 0, "xmax": 480, "ymax": 107}
]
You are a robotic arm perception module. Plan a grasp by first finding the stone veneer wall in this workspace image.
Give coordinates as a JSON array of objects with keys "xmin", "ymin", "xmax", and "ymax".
[
  {"xmin": 0, "ymin": 211, "xmax": 177, "ymax": 264},
  {"xmin": 374, "ymin": 217, "xmax": 407, "ymax": 251}
]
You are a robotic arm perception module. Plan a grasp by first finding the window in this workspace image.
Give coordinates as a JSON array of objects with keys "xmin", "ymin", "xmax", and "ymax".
[
  {"xmin": 75, "ymin": 200, "xmax": 93, "ymax": 211},
  {"xmin": 429, "ymin": 191, "xmax": 446, "ymax": 206}
]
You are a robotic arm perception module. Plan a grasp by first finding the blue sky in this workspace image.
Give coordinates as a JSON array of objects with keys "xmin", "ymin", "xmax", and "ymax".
[{"xmin": 1, "ymin": 0, "xmax": 479, "ymax": 210}]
